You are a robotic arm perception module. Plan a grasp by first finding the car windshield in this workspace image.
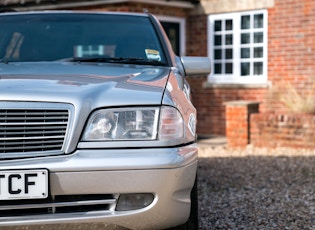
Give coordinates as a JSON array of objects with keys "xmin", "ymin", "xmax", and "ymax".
[{"xmin": 0, "ymin": 12, "xmax": 167, "ymax": 66}]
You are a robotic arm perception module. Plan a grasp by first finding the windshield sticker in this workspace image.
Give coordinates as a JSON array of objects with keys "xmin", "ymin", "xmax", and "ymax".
[{"xmin": 145, "ymin": 49, "xmax": 161, "ymax": 61}]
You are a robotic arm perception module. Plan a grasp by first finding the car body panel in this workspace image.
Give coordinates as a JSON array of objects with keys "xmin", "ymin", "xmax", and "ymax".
[
  {"xmin": 0, "ymin": 11, "xmax": 209, "ymax": 229},
  {"xmin": 0, "ymin": 62, "xmax": 169, "ymax": 106},
  {"xmin": 1, "ymin": 160, "xmax": 198, "ymax": 230},
  {"xmin": 0, "ymin": 145, "xmax": 198, "ymax": 172}
]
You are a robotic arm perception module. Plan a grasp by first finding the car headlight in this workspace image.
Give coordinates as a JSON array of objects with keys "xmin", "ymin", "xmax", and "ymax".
[{"xmin": 82, "ymin": 106, "xmax": 184, "ymax": 141}]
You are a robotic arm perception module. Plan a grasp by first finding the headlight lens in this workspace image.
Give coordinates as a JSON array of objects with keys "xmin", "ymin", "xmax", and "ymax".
[
  {"xmin": 82, "ymin": 106, "xmax": 184, "ymax": 141},
  {"xmin": 83, "ymin": 107, "xmax": 159, "ymax": 141}
]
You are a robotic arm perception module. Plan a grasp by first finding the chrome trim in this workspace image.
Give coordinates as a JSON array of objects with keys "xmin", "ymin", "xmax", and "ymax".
[
  {"xmin": 78, "ymin": 139, "xmax": 187, "ymax": 149},
  {"xmin": 0, "ymin": 199, "xmax": 117, "ymax": 211},
  {"xmin": 0, "ymin": 102, "xmax": 74, "ymax": 159}
]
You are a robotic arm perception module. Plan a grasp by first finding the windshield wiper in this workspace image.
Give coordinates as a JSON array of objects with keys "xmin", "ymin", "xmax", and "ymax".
[
  {"xmin": 0, "ymin": 59, "xmax": 9, "ymax": 64},
  {"xmin": 61, "ymin": 56, "xmax": 166, "ymax": 66}
]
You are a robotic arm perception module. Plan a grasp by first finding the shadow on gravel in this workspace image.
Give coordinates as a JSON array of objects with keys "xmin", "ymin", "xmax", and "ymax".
[{"xmin": 198, "ymin": 155, "xmax": 315, "ymax": 229}]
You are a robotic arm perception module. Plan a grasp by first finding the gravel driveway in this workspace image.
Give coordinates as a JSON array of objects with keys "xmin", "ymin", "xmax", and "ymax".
[
  {"xmin": 4, "ymin": 139, "xmax": 315, "ymax": 230},
  {"xmin": 198, "ymin": 141, "xmax": 315, "ymax": 230}
]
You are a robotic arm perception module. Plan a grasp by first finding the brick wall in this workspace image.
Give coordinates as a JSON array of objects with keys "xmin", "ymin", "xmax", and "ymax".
[
  {"xmin": 250, "ymin": 113, "xmax": 315, "ymax": 149},
  {"xmin": 268, "ymin": 0, "xmax": 315, "ymax": 112},
  {"xmin": 187, "ymin": 0, "xmax": 315, "ymax": 136},
  {"xmin": 187, "ymin": 78, "xmax": 267, "ymax": 136},
  {"xmin": 186, "ymin": 14, "xmax": 208, "ymax": 56},
  {"xmin": 224, "ymin": 102, "xmax": 315, "ymax": 149},
  {"xmin": 224, "ymin": 101, "xmax": 260, "ymax": 147}
]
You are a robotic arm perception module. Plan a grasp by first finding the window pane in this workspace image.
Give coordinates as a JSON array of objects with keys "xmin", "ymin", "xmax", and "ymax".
[
  {"xmin": 214, "ymin": 35, "xmax": 222, "ymax": 46},
  {"xmin": 214, "ymin": 63, "xmax": 222, "ymax": 74},
  {"xmin": 225, "ymin": 34, "xmax": 233, "ymax": 45},
  {"xmin": 214, "ymin": 20, "xmax": 222, "ymax": 31},
  {"xmin": 254, "ymin": 62, "xmax": 263, "ymax": 75},
  {"xmin": 254, "ymin": 32, "xmax": 263, "ymax": 43},
  {"xmin": 214, "ymin": 49, "xmax": 222, "ymax": 60},
  {"xmin": 241, "ymin": 48, "xmax": 250, "ymax": 58},
  {"xmin": 225, "ymin": 63, "xmax": 233, "ymax": 74},
  {"xmin": 210, "ymin": 11, "xmax": 266, "ymax": 79},
  {"xmin": 241, "ymin": 33, "xmax": 250, "ymax": 44},
  {"xmin": 254, "ymin": 47, "xmax": 263, "ymax": 58},
  {"xmin": 241, "ymin": 15, "xmax": 250, "ymax": 29},
  {"xmin": 225, "ymin": 19, "xmax": 233, "ymax": 31},
  {"xmin": 225, "ymin": 49, "xmax": 233, "ymax": 59},
  {"xmin": 241, "ymin": 62, "xmax": 250, "ymax": 76},
  {"xmin": 254, "ymin": 14, "xmax": 264, "ymax": 28}
]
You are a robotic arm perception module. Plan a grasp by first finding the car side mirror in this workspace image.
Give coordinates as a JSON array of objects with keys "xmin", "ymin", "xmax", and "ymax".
[{"xmin": 180, "ymin": 56, "xmax": 211, "ymax": 76}]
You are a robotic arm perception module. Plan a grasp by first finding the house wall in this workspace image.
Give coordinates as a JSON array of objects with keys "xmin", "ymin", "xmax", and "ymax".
[
  {"xmin": 187, "ymin": 0, "xmax": 315, "ymax": 136},
  {"xmin": 267, "ymin": 0, "xmax": 315, "ymax": 112}
]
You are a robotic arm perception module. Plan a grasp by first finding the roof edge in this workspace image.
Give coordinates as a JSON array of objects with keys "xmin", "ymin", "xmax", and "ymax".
[{"xmin": 6, "ymin": 0, "xmax": 196, "ymax": 11}]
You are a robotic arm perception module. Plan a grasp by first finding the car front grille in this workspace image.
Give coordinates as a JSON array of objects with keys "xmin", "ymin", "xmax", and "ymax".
[
  {"xmin": 0, "ymin": 194, "xmax": 116, "ymax": 217},
  {"xmin": 0, "ymin": 103, "xmax": 71, "ymax": 159}
]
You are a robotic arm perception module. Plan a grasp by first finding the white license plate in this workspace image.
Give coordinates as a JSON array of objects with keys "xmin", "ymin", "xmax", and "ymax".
[{"xmin": 0, "ymin": 169, "xmax": 48, "ymax": 200}]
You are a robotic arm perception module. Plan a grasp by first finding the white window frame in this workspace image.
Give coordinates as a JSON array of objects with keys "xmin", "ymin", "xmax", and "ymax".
[
  {"xmin": 208, "ymin": 10, "xmax": 268, "ymax": 84},
  {"xmin": 157, "ymin": 15, "xmax": 186, "ymax": 56}
]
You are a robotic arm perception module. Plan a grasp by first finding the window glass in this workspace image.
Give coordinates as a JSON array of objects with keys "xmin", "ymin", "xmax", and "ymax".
[
  {"xmin": 211, "ymin": 16, "xmax": 235, "ymax": 77},
  {"xmin": 0, "ymin": 13, "xmax": 166, "ymax": 64},
  {"xmin": 215, "ymin": 35, "xmax": 222, "ymax": 46},
  {"xmin": 225, "ymin": 49, "xmax": 233, "ymax": 59},
  {"xmin": 254, "ymin": 47, "xmax": 263, "ymax": 58},
  {"xmin": 160, "ymin": 21, "xmax": 181, "ymax": 55},
  {"xmin": 254, "ymin": 62, "xmax": 263, "ymax": 75},
  {"xmin": 241, "ymin": 33, "xmax": 250, "ymax": 44},
  {"xmin": 208, "ymin": 10, "xmax": 267, "ymax": 84},
  {"xmin": 254, "ymin": 32, "xmax": 263, "ymax": 43},
  {"xmin": 241, "ymin": 48, "xmax": 250, "ymax": 58},
  {"xmin": 254, "ymin": 14, "xmax": 264, "ymax": 28},
  {"xmin": 214, "ymin": 49, "xmax": 222, "ymax": 60},
  {"xmin": 225, "ymin": 34, "xmax": 233, "ymax": 45},
  {"xmin": 214, "ymin": 20, "xmax": 222, "ymax": 31},
  {"xmin": 225, "ymin": 63, "xmax": 233, "ymax": 74},
  {"xmin": 214, "ymin": 63, "xmax": 222, "ymax": 74},
  {"xmin": 241, "ymin": 62, "xmax": 250, "ymax": 76},
  {"xmin": 241, "ymin": 15, "xmax": 250, "ymax": 29},
  {"xmin": 225, "ymin": 20, "xmax": 233, "ymax": 31}
]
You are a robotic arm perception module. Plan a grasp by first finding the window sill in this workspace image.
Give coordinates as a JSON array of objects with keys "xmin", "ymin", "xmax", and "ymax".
[{"xmin": 203, "ymin": 81, "xmax": 271, "ymax": 89}]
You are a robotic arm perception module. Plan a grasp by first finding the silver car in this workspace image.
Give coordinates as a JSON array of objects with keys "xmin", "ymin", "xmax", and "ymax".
[{"xmin": 0, "ymin": 11, "xmax": 210, "ymax": 229}]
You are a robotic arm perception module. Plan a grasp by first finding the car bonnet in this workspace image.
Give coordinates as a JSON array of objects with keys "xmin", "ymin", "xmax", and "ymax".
[{"xmin": 0, "ymin": 62, "xmax": 170, "ymax": 108}]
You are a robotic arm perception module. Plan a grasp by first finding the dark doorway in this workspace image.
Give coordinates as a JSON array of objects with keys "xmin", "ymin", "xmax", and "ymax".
[{"xmin": 161, "ymin": 21, "xmax": 180, "ymax": 55}]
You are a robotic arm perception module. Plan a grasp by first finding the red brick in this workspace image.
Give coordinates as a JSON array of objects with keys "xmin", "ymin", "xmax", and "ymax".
[{"xmin": 250, "ymin": 113, "xmax": 315, "ymax": 149}]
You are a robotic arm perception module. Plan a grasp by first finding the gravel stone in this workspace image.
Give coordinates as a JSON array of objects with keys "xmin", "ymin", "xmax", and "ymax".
[
  {"xmin": 198, "ymin": 143, "xmax": 315, "ymax": 230},
  {"xmin": 3, "ymin": 139, "xmax": 315, "ymax": 230}
]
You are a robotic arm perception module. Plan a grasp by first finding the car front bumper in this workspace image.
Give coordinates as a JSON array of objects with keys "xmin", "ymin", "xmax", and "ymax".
[{"xmin": 0, "ymin": 144, "xmax": 198, "ymax": 230}]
